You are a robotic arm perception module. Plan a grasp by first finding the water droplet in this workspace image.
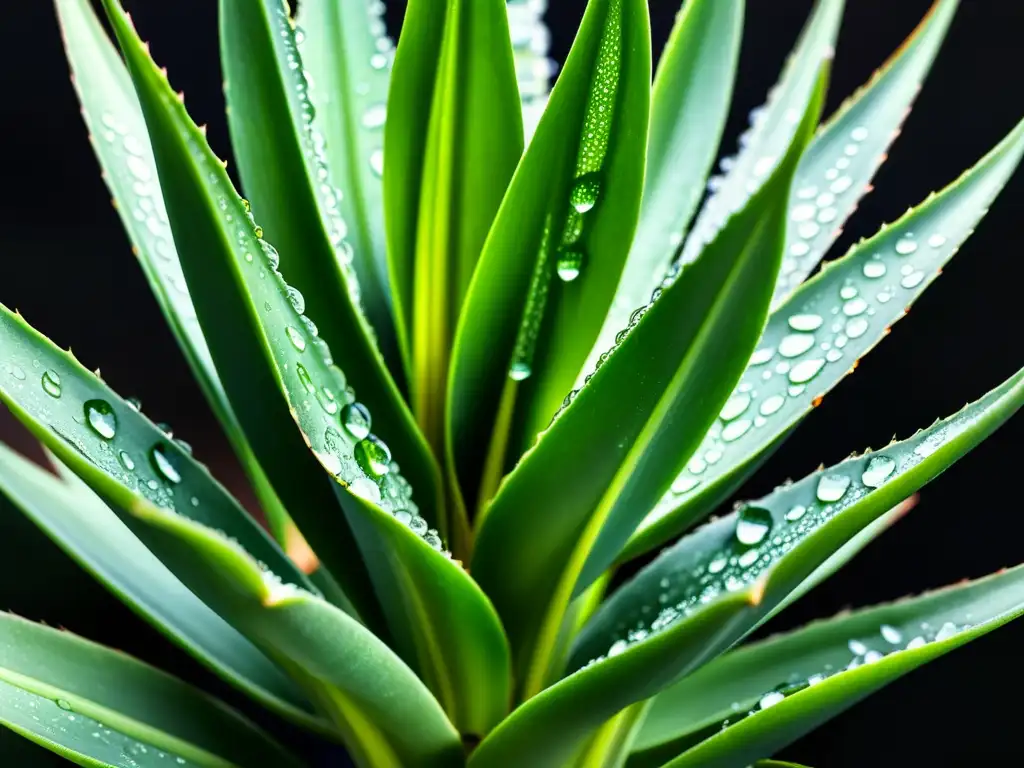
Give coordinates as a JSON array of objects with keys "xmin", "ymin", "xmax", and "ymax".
[
  {"xmin": 150, "ymin": 444, "xmax": 182, "ymax": 484},
  {"xmin": 286, "ymin": 286, "xmax": 306, "ymax": 314},
  {"xmin": 843, "ymin": 297, "xmax": 867, "ymax": 316},
  {"xmin": 895, "ymin": 237, "xmax": 918, "ymax": 255},
  {"xmin": 355, "ymin": 435, "xmax": 391, "ymax": 477},
  {"xmin": 556, "ymin": 249, "xmax": 583, "ymax": 282},
  {"xmin": 750, "ymin": 348, "xmax": 775, "ymax": 365},
  {"xmin": 295, "ymin": 363, "xmax": 315, "ymax": 395},
  {"xmin": 791, "ymin": 203, "xmax": 816, "ymax": 222},
  {"xmin": 900, "ymin": 271, "xmax": 925, "ymax": 289},
  {"xmin": 848, "ymin": 638, "xmax": 869, "ymax": 656},
  {"xmin": 361, "ymin": 103, "xmax": 387, "ymax": 129},
  {"xmin": 845, "ymin": 317, "xmax": 869, "ymax": 338},
  {"xmin": 570, "ymin": 174, "xmax": 600, "ymax": 214},
  {"xmin": 760, "ymin": 395, "xmax": 785, "ymax": 416},
  {"xmin": 880, "ymin": 624, "xmax": 902, "ymax": 644},
  {"xmin": 830, "ymin": 176, "xmax": 853, "ymax": 194},
  {"xmin": 788, "ymin": 314, "xmax": 823, "ymax": 332},
  {"xmin": 708, "ymin": 555, "xmax": 727, "ymax": 574},
  {"xmin": 84, "ymin": 400, "xmax": 117, "ymax": 439},
  {"xmin": 369, "ymin": 149, "xmax": 384, "ymax": 176},
  {"xmin": 671, "ymin": 476, "xmax": 700, "ymax": 494},
  {"xmin": 816, "ymin": 473, "xmax": 851, "ymax": 502},
  {"xmin": 861, "ymin": 455, "xmax": 895, "ymax": 488},
  {"xmin": 785, "ymin": 504, "xmax": 807, "ymax": 522},
  {"xmin": 720, "ymin": 393, "xmax": 751, "ymax": 421},
  {"xmin": 55, "ymin": 699, "xmax": 72, "ymax": 711},
  {"xmin": 797, "ymin": 222, "xmax": 820, "ymax": 239},
  {"xmin": 118, "ymin": 450, "xmax": 135, "ymax": 471},
  {"xmin": 851, "ymin": 126, "xmax": 869, "ymax": 142},
  {"xmin": 935, "ymin": 622, "xmax": 958, "ymax": 642},
  {"xmin": 840, "ymin": 285, "xmax": 858, "ymax": 300},
  {"xmin": 863, "ymin": 259, "xmax": 886, "ymax": 279},
  {"xmin": 341, "ymin": 402, "xmax": 372, "ymax": 440},
  {"xmin": 285, "ymin": 326, "xmax": 306, "ymax": 352},
  {"xmin": 721, "ymin": 419, "xmax": 752, "ymax": 442},
  {"xmin": 349, "ymin": 476, "xmax": 381, "ymax": 503},
  {"xmin": 317, "ymin": 387, "xmax": 338, "ymax": 415},
  {"xmin": 779, "ymin": 333, "xmax": 815, "ymax": 358},
  {"xmin": 788, "ymin": 359, "xmax": 825, "ymax": 384},
  {"xmin": 735, "ymin": 505, "xmax": 773, "ymax": 546},
  {"xmin": 509, "ymin": 362, "xmax": 532, "ymax": 381},
  {"xmin": 928, "ymin": 233, "xmax": 947, "ymax": 248},
  {"xmin": 758, "ymin": 691, "xmax": 785, "ymax": 710},
  {"xmin": 41, "ymin": 370, "xmax": 62, "ymax": 398}
]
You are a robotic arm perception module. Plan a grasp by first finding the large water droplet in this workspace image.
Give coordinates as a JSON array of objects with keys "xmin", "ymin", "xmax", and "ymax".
[
  {"xmin": 788, "ymin": 314, "xmax": 823, "ymax": 332},
  {"xmin": 895, "ymin": 237, "xmax": 918, "ymax": 255},
  {"xmin": 863, "ymin": 259, "xmax": 886, "ymax": 279},
  {"xmin": 41, "ymin": 370, "xmax": 62, "ymax": 398},
  {"xmin": 84, "ymin": 400, "xmax": 117, "ymax": 440},
  {"xmin": 556, "ymin": 249, "xmax": 583, "ymax": 282},
  {"xmin": 370, "ymin": 149, "xmax": 384, "ymax": 176},
  {"xmin": 779, "ymin": 333, "xmax": 815, "ymax": 358},
  {"xmin": 150, "ymin": 444, "xmax": 182, "ymax": 484},
  {"xmin": 843, "ymin": 297, "xmax": 868, "ymax": 317},
  {"xmin": 509, "ymin": 362, "xmax": 532, "ymax": 381},
  {"xmin": 760, "ymin": 395, "xmax": 785, "ymax": 416},
  {"xmin": 785, "ymin": 504, "xmax": 807, "ymax": 522},
  {"xmin": 361, "ymin": 103, "xmax": 387, "ymax": 129},
  {"xmin": 735, "ymin": 505, "xmax": 773, "ymax": 546},
  {"xmin": 861, "ymin": 455, "xmax": 895, "ymax": 488},
  {"xmin": 118, "ymin": 450, "xmax": 135, "ymax": 471},
  {"xmin": 285, "ymin": 326, "xmax": 306, "ymax": 352},
  {"xmin": 341, "ymin": 402, "xmax": 372, "ymax": 440},
  {"xmin": 296, "ymin": 363, "xmax": 315, "ymax": 394},
  {"xmin": 880, "ymin": 624, "xmax": 902, "ymax": 644},
  {"xmin": 719, "ymin": 393, "xmax": 751, "ymax": 421},
  {"xmin": 816, "ymin": 473, "xmax": 851, "ymax": 502},
  {"xmin": 721, "ymin": 419, "xmax": 752, "ymax": 442},
  {"xmin": 349, "ymin": 476, "xmax": 381, "ymax": 503},
  {"xmin": 750, "ymin": 348, "xmax": 775, "ymax": 366},
  {"xmin": 788, "ymin": 359, "xmax": 825, "ymax": 384},
  {"xmin": 570, "ymin": 174, "xmax": 600, "ymax": 214},
  {"xmin": 286, "ymin": 285, "xmax": 306, "ymax": 314},
  {"xmin": 355, "ymin": 435, "xmax": 391, "ymax": 477}
]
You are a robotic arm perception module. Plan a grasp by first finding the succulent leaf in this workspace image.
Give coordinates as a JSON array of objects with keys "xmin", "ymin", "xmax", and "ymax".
[{"xmin": 627, "ymin": 115, "xmax": 1024, "ymax": 561}]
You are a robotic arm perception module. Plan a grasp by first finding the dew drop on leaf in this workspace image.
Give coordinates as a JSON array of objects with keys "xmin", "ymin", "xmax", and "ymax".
[
  {"xmin": 285, "ymin": 326, "xmax": 306, "ymax": 352},
  {"xmin": 788, "ymin": 358, "xmax": 825, "ymax": 383},
  {"xmin": 735, "ymin": 505, "xmax": 773, "ymax": 546},
  {"xmin": 150, "ymin": 444, "xmax": 182, "ymax": 484},
  {"xmin": 895, "ymin": 236, "xmax": 918, "ymax": 255},
  {"xmin": 861, "ymin": 455, "xmax": 895, "ymax": 488},
  {"xmin": 84, "ymin": 400, "xmax": 117, "ymax": 440},
  {"xmin": 778, "ymin": 333, "xmax": 815, "ymax": 358},
  {"xmin": 355, "ymin": 435, "xmax": 391, "ymax": 477},
  {"xmin": 719, "ymin": 393, "xmax": 751, "ymax": 421},
  {"xmin": 816, "ymin": 473, "xmax": 851, "ymax": 502},
  {"xmin": 118, "ymin": 450, "xmax": 135, "ymax": 471},
  {"xmin": 41, "ymin": 370, "xmax": 61, "ymax": 398},
  {"xmin": 787, "ymin": 314, "xmax": 823, "ymax": 332},
  {"xmin": 296, "ymin": 363, "xmax": 315, "ymax": 394},
  {"xmin": 341, "ymin": 402, "xmax": 372, "ymax": 440},
  {"xmin": 880, "ymin": 624, "xmax": 902, "ymax": 644}
]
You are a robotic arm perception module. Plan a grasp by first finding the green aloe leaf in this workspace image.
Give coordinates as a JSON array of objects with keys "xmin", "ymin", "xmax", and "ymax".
[
  {"xmin": 293, "ymin": 0, "xmax": 398, "ymax": 374},
  {"xmin": 625, "ymin": 114, "xmax": 1024, "ymax": 561},
  {"xmin": 99, "ymin": 0, "xmax": 442, "ymax": 624},
  {"xmin": 773, "ymin": 0, "xmax": 959, "ymax": 307},
  {"xmin": 0, "ymin": 304, "xmax": 314, "ymax": 604},
  {"xmin": 472, "ymin": 73, "xmax": 822, "ymax": 701},
  {"xmin": 470, "ymin": 365, "xmax": 1024, "ymax": 768},
  {"xmin": 384, "ymin": 0, "xmax": 522, "ymax": 452},
  {"xmin": 755, "ymin": 762, "xmax": 814, "ymax": 768},
  {"xmin": 102, "ymin": 0, "xmax": 512, "ymax": 731},
  {"xmin": 448, "ymin": 0, "xmax": 652, "ymax": 513},
  {"xmin": 0, "ymin": 613, "xmax": 300, "ymax": 767},
  {"xmin": 120, "ymin": 505, "xmax": 463, "ymax": 768},
  {"xmin": 583, "ymin": 0, "xmax": 743, "ymax": 373},
  {"xmin": 221, "ymin": 0, "xmax": 403, "ymax": 377},
  {"xmin": 676, "ymin": 0, "xmax": 844, "ymax": 267},
  {"xmin": 507, "ymin": 0, "xmax": 557, "ymax": 140},
  {"xmin": 0, "ymin": 442, "xmax": 324, "ymax": 734},
  {"xmin": 53, "ymin": 0, "xmax": 294, "ymax": 545},
  {"xmin": 633, "ymin": 566, "xmax": 1024, "ymax": 768}
]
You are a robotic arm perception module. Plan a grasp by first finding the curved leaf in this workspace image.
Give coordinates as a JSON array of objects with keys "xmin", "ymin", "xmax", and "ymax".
[
  {"xmin": 636, "ymin": 566, "xmax": 1024, "ymax": 768},
  {"xmin": 221, "ymin": 0, "xmax": 403, "ymax": 377},
  {"xmin": 470, "ymin": 365, "xmax": 1024, "ymax": 768},
  {"xmin": 448, "ymin": 0, "xmax": 651, "ymax": 512},
  {"xmin": 294, "ymin": 0, "xmax": 399, "ymax": 374},
  {"xmin": 0, "ymin": 442, "xmax": 323, "ymax": 734},
  {"xmin": 0, "ymin": 613, "xmax": 300, "ymax": 768},
  {"xmin": 100, "ymin": 0, "xmax": 447, "ymax": 625},
  {"xmin": 773, "ymin": 0, "xmax": 959, "ymax": 307},
  {"xmin": 472, "ymin": 76, "xmax": 822, "ymax": 700},
  {"xmin": 626, "ymin": 115, "xmax": 1024, "ymax": 560},
  {"xmin": 100, "ymin": 0, "xmax": 513, "ymax": 730},
  {"xmin": 572, "ymin": 366, "xmax": 1024, "ymax": 672},
  {"xmin": 120, "ymin": 505, "xmax": 463, "ymax": 768},
  {"xmin": 507, "ymin": 0, "xmax": 557, "ymax": 140},
  {"xmin": 53, "ymin": 0, "xmax": 293, "ymax": 545},
  {"xmin": 217, "ymin": 0, "xmax": 442, "ymax": 544},
  {"xmin": 582, "ymin": 0, "xmax": 744, "ymax": 377},
  {"xmin": 677, "ymin": 0, "xmax": 844, "ymax": 266}
]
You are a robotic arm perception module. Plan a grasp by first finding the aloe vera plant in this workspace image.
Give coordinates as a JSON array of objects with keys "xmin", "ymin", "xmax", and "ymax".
[{"xmin": 0, "ymin": 0, "xmax": 1020, "ymax": 764}]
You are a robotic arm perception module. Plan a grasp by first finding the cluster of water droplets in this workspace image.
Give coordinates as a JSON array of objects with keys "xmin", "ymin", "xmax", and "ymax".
[
  {"xmin": 775, "ymin": 124, "xmax": 874, "ymax": 302},
  {"xmin": 0, "ymin": 682, "xmax": 191, "ymax": 766},
  {"xmin": 585, "ymin": 408, "xmax": 977, "ymax": 665},
  {"xmin": 638, "ymin": 225, "xmax": 951, "ymax": 524},
  {"xmin": 507, "ymin": 0, "xmax": 557, "ymax": 138},
  {"xmin": 506, "ymin": 0, "xmax": 623, "ymax": 382},
  {"xmin": 279, "ymin": 3, "xmax": 372, "ymax": 310},
  {"xmin": 97, "ymin": 112, "xmax": 198, "ymax": 327},
  {"xmin": 718, "ymin": 618, "xmax": 971, "ymax": 729}
]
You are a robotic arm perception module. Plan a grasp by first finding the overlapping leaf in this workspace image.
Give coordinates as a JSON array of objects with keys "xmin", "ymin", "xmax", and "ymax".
[
  {"xmin": 473, "ymin": 74, "xmax": 822, "ymax": 702},
  {"xmin": 625, "ymin": 115, "xmax": 1024, "ymax": 561},
  {"xmin": 0, "ymin": 613, "xmax": 299, "ymax": 767},
  {"xmin": 101, "ymin": 0, "xmax": 510, "ymax": 733},
  {"xmin": 633, "ymin": 566, "xmax": 1024, "ymax": 768},
  {"xmin": 468, "ymin": 365, "xmax": 1024, "ymax": 768},
  {"xmin": 507, "ymin": 0, "xmax": 557, "ymax": 140},
  {"xmin": 0, "ymin": 442, "xmax": 324, "ymax": 734},
  {"xmin": 582, "ymin": 0, "xmax": 743, "ymax": 376},
  {"xmin": 448, "ymin": 0, "xmax": 652, "ymax": 515}
]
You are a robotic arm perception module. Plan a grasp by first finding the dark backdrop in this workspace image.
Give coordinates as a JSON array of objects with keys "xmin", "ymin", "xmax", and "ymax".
[{"xmin": 1, "ymin": 0, "xmax": 1022, "ymax": 765}]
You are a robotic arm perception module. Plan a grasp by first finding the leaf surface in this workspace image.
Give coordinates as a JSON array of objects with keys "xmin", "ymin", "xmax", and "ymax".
[
  {"xmin": 583, "ymin": 0, "xmax": 743, "ymax": 375},
  {"xmin": 507, "ymin": 0, "xmax": 557, "ymax": 140},
  {"xmin": 0, "ymin": 613, "xmax": 300, "ymax": 767},
  {"xmin": 472, "ymin": 74, "xmax": 822, "ymax": 700},
  {"xmin": 448, "ymin": 0, "xmax": 651, "ymax": 511},
  {"xmin": 634, "ymin": 566, "xmax": 1024, "ymax": 768},
  {"xmin": 0, "ymin": 442, "xmax": 322, "ymax": 733},
  {"xmin": 53, "ymin": 0, "xmax": 294, "ymax": 544},
  {"xmin": 470, "ymin": 365, "xmax": 1024, "ymax": 768},
  {"xmin": 626, "ymin": 115, "xmax": 1024, "ymax": 560}
]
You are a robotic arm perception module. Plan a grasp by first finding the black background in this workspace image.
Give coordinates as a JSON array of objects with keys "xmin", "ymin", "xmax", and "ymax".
[{"xmin": 1, "ymin": 0, "xmax": 1022, "ymax": 765}]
